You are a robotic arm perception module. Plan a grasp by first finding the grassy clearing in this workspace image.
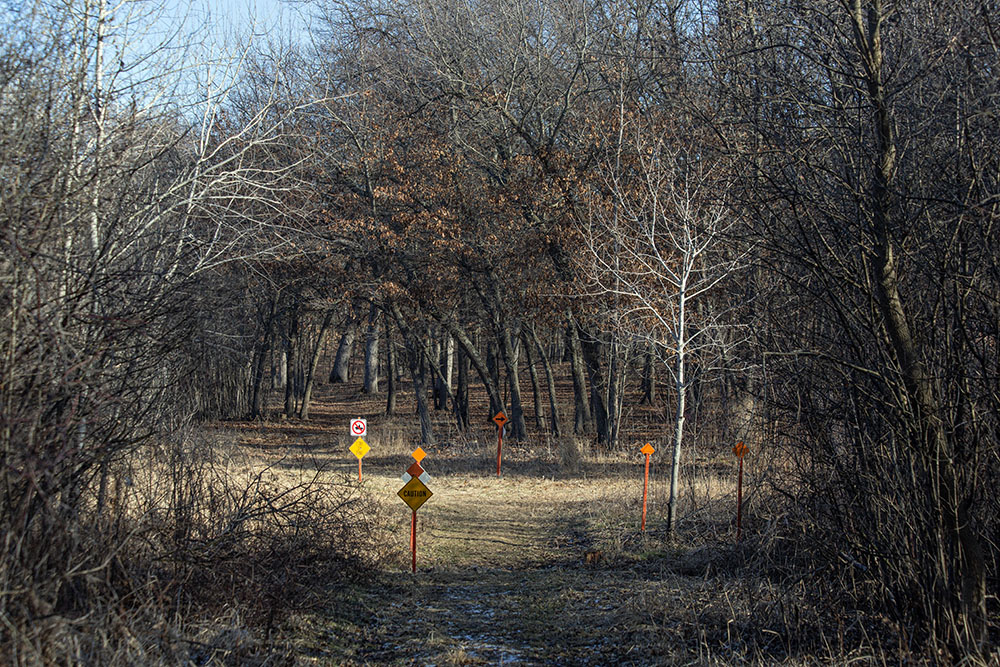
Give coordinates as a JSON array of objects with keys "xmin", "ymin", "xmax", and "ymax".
[
  {"xmin": 202, "ymin": 379, "xmax": 942, "ymax": 665},
  {"xmin": 230, "ymin": 390, "xmax": 759, "ymax": 665}
]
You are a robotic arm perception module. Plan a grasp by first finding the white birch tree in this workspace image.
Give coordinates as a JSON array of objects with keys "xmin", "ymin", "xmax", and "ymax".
[{"xmin": 584, "ymin": 141, "xmax": 749, "ymax": 533}]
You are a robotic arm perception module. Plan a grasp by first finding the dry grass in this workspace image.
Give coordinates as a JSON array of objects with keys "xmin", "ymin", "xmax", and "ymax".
[
  {"xmin": 21, "ymin": 363, "xmax": 981, "ymax": 665},
  {"xmin": 252, "ymin": 384, "xmax": 791, "ymax": 664},
  {"xmin": 231, "ymin": 374, "xmax": 988, "ymax": 665},
  {"xmin": 0, "ymin": 418, "xmax": 393, "ymax": 666}
]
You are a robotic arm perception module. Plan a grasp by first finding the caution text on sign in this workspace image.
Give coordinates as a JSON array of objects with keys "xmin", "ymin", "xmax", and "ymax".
[{"xmin": 398, "ymin": 477, "xmax": 432, "ymax": 511}]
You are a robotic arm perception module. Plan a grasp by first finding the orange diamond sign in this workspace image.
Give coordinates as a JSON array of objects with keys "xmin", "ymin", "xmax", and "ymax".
[
  {"xmin": 733, "ymin": 441, "xmax": 748, "ymax": 458},
  {"xmin": 398, "ymin": 477, "xmax": 432, "ymax": 511},
  {"xmin": 492, "ymin": 411, "xmax": 508, "ymax": 428},
  {"xmin": 411, "ymin": 447, "xmax": 427, "ymax": 463},
  {"xmin": 640, "ymin": 443, "xmax": 655, "ymax": 456}
]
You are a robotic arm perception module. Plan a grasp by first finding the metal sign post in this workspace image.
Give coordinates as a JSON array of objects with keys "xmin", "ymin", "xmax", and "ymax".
[
  {"xmin": 640, "ymin": 443, "xmax": 655, "ymax": 531},
  {"xmin": 492, "ymin": 412, "xmax": 508, "ymax": 477},
  {"xmin": 398, "ymin": 448, "xmax": 432, "ymax": 573},
  {"xmin": 350, "ymin": 437, "xmax": 370, "ymax": 481}
]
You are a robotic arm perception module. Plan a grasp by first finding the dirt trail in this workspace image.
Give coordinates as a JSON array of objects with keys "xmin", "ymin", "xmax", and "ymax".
[{"xmin": 293, "ymin": 445, "xmax": 721, "ymax": 666}]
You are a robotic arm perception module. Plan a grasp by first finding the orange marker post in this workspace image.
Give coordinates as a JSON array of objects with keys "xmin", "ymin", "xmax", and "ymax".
[
  {"xmin": 398, "ymin": 448, "xmax": 432, "ymax": 574},
  {"xmin": 493, "ymin": 412, "xmax": 508, "ymax": 477},
  {"xmin": 410, "ymin": 510, "xmax": 417, "ymax": 573},
  {"xmin": 350, "ymin": 437, "xmax": 370, "ymax": 482},
  {"xmin": 733, "ymin": 441, "xmax": 748, "ymax": 541},
  {"xmin": 640, "ymin": 443, "xmax": 655, "ymax": 531}
]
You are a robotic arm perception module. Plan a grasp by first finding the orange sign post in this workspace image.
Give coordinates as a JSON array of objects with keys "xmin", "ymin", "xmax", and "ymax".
[
  {"xmin": 492, "ymin": 412, "xmax": 508, "ymax": 477},
  {"xmin": 732, "ymin": 441, "xmax": 748, "ymax": 541},
  {"xmin": 640, "ymin": 443, "xmax": 655, "ymax": 531},
  {"xmin": 350, "ymin": 437, "xmax": 370, "ymax": 481},
  {"xmin": 398, "ymin": 448, "xmax": 432, "ymax": 573}
]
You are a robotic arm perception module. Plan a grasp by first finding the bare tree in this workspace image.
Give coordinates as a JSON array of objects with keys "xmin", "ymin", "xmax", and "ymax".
[
  {"xmin": 712, "ymin": 0, "xmax": 998, "ymax": 653},
  {"xmin": 1, "ymin": 0, "xmax": 331, "ymax": 656},
  {"xmin": 584, "ymin": 147, "xmax": 747, "ymax": 532}
]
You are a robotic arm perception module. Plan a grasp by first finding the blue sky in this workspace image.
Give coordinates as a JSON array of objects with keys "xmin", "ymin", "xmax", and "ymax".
[
  {"xmin": 95, "ymin": 0, "xmax": 319, "ymax": 113},
  {"xmin": 144, "ymin": 0, "xmax": 314, "ymax": 57},
  {"xmin": 190, "ymin": 0, "xmax": 312, "ymax": 43}
]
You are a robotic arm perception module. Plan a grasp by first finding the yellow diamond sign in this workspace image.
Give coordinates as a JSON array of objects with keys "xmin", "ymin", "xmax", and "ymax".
[
  {"xmin": 350, "ymin": 437, "xmax": 370, "ymax": 459},
  {"xmin": 398, "ymin": 476, "xmax": 432, "ymax": 511}
]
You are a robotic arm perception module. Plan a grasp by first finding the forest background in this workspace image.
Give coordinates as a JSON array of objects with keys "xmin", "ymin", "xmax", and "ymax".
[{"xmin": 1, "ymin": 0, "xmax": 998, "ymax": 663}]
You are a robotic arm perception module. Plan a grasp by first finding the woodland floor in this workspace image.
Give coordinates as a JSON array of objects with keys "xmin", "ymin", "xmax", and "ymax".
[{"xmin": 210, "ymin": 377, "xmax": 802, "ymax": 666}]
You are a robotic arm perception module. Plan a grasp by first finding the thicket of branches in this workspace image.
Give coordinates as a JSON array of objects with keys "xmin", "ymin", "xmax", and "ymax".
[
  {"xmin": 0, "ymin": 2, "xmax": 384, "ymax": 662},
  {"xmin": 2, "ymin": 0, "xmax": 998, "ymax": 661}
]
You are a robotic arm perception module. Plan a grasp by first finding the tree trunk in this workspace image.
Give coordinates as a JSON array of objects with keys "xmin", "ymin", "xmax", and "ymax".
[
  {"xmin": 330, "ymin": 317, "xmax": 358, "ymax": 383},
  {"xmin": 249, "ymin": 300, "xmax": 276, "ymax": 420},
  {"xmin": 385, "ymin": 312, "xmax": 397, "ymax": 416},
  {"xmin": 642, "ymin": 342, "xmax": 656, "ymax": 405},
  {"xmin": 847, "ymin": 2, "xmax": 986, "ymax": 643},
  {"xmin": 497, "ymin": 325, "xmax": 527, "ymax": 440},
  {"xmin": 390, "ymin": 303, "xmax": 434, "ymax": 445},
  {"xmin": 486, "ymin": 341, "xmax": 501, "ymax": 397},
  {"xmin": 566, "ymin": 313, "xmax": 591, "ymax": 434},
  {"xmin": 300, "ymin": 309, "xmax": 334, "ymax": 420},
  {"xmin": 607, "ymin": 337, "xmax": 623, "ymax": 449},
  {"xmin": 667, "ymin": 306, "xmax": 686, "ymax": 534},
  {"xmin": 529, "ymin": 325, "xmax": 561, "ymax": 436},
  {"xmin": 578, "ymin": 324, "xmax": 610, "ymax": 445},
  {"xmin": 434, "ymin": 333, "xmax": 453, "ymax": 410},
  {"xmin": 455, "ymin": 344, "xmax": 470, "ymax": 429},
  {"xmin": 363, "ymin": 303, "xmax": 380, "ymax": 394},
  {"xmin": 445, "ymin": 335, "xmax": 454, "ymax": 396},
  {"xmin": 275, "ymin": 351, "xmax": 284, "ymax": 389},
  {"xmin": 523, "ymin": 331, "xmax": 545, "ymax": 431},
  {"xmin": 500, "ymin": 327, "xmax": 528, "ymax": 441},
  {"xmin": 431, "ymin": 331, "xmax": 451, "ymax": 410},
  {"xmin": 283, "ymin": 303, "xmax": 299, "ymax": 418},
  {"xmin": 441, "ymin": 320, "xmax": 504, "ymax": 420}
]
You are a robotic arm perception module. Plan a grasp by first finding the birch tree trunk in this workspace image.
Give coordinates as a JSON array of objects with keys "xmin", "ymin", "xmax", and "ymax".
[{"xmin": 667, "ymin": 288, "xmax": 687, "ymax": 534}]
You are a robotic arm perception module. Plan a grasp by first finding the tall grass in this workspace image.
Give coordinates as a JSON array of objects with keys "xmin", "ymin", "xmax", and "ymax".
[{"xmin": 0, "ymin": 428, "xmax": 389, "ymax": 665}]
